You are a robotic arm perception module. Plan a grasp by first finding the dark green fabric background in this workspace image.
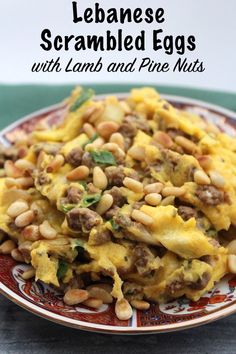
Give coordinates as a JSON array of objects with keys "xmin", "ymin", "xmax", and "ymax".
[{"xmin": 0, "ymin": 84, "xmax": 236, "ymax": 130}]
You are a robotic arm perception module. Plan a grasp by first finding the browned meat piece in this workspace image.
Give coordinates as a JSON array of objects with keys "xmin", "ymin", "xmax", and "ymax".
[
  {"xmin": 104, "ymin": 205, "xmax": 120, "ymax": 219},
  {"xmin": 178, "ymin": 206, "xmax": 197, "ymax": 221},
  {"xmin": 105, "ymin": 166, "xmax": 125, "ymax": 187},
  {"xmin": 132, "ymin": 244, "xmax": 156, "ymax": 275},
  {"xmin": 66, "ymin": 147, "xmax": 83, "ymax": 167},
  {"xmin": 118, "ymin": 116, "xmax": 137, "ymax": 138},
  {"xmin": 196, "ymin": 185, "xmax": 225, "ymax": 206},
  {"xmin": 133, "ymin": 201, "xmax": 146, "ymax": 209},
  {"xmin": 114, "ymin": 213, "xmax": 132, "ymax": 228},
  {"xmin": 104, "ymin": 186, "xmax": 126, "ymax": 207},
  {"xmin": 66, "ymin": 207, "xmax": 102, "ymax": 232},
  {"xmin": 123, "ymin": 282, "xmax": 144, "ymax": 301},
  {"xmin": 167, "ymin": 280, "xmax": 185, "ymax": 294},
  {"xmin": 81, "ymin": 151, "xmax": 95, "ymax": 168},
  {"xmin": 66, "ymin": 186, "xmax": 83, "ymax": 204},
  {"xmin": 37, "ymin": 172, "xmax": 51, "ymax": 185},
  {"xmin": 89, "ymin": 228, "xmax": 112, "ymax": 245},
  {"xmin": 188, "ymin": 272, "xmax": 211, "ymax": 290}
]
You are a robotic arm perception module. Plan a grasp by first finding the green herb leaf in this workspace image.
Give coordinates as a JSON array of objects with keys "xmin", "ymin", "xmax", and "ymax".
[
  {"xmin": 83, "ymin": 133, "xmax": 98, "ymax": 148},
  {"xmin": 60, "ymin": 204, "xmax": 76, "ymax": 213},
  {"xmin": 79, "ymin": 180, "xmax": 88, "ymax": 191},
  {"xmin": 90, "ymin": 150, "xmax": 116, "ymax": 166},
  {"xmin": 70, "ymin": 88, "xmax": 94, "ymax": 112},
  {"xmin": 110, "ymin": 219, "xmax": 120, "ymax": 231},
  {"xmin": 57, "ymin": 260, "xmax": 69, "ymax": 280},
  {"xmin": 80, "ymin": 193, "xmax": 101, "ymax": 208}
]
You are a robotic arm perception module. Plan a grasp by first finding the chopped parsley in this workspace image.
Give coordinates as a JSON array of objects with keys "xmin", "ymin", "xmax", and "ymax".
[
  {"xmin": 57, "ymin": 260, "xmax": 69, "ymax": 280},
  {"xmin": 80, "ymin": 193, "xmax": 101, "ymax": 208},
  {"xmin": 70, "ymin": 88, "xmax": 94, "ymax": 112},
  {"xmin": 90, "ymin": 150, "xmax": 116, "ymax": 166},
  {"xmin": 110, "ymin": 218, "xmax": 120, "ymax": 231}
]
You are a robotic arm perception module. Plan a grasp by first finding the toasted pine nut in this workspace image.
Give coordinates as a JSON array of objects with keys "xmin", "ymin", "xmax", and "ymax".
[
  {"xmin": 162, "ymin": 186, "xmax": 186, "ymax": 197},
  {"xmin": 103, "ymin": 143, "xmax": 125, "ymax": 159},
  {"xmin": 5, "ymin": 177, "xmax": 19, "ymax": 188},
  {"xmin": 16, "ymin": 177, "xmax": 34, "ymax": 188},
  {"xmin": 21, "ymin": 267, "xmax": 35, "ymax": 280},
  {"xmin": 97, "ymin": 121, "xmax": 119, "ymax": 139},
  {"xmin": 194, "ymin": 169, "xmax": 211, "ymax": 185},
  {"xmin": 0, "ymin": 240, "xmax": 16, "ymax": 254},
  {"xmin": 46, "ymin": 154, "xmax": 65, "ymax": 173},
  {"xmin": 87, "ymin": 283, "xmax": 113, "ymax": 294},
  {"xmin": 110, "ymin": 133, "xmax": 125, "ymax": 150},
  {"xmin": 197, "ymin": 155, "xmax": 212, "ymax": 169},
  {"xmin": 66, "ymin": 165, "xmax": 90, "ymax": 181},
  {"xmin": 128, "ymin": 146, "xmax": 145, "ymax": 161},
  {"xmin": 144, "ymin": 182, "xmax": 163, "ymax": 194},
  {"xmin": 15, "ymin": 210, "xmax": 35, "ymax": 228},
  {"xmin": 131, "ymin": 209, "xmax": 153, "ymax": 226},
  {"xmin": 22, "ymin": 225, "xmax": 40, "ymax": 241},
  {"xmin": 15, "ymin": 159, "xmax": 35, "ymax": 171},
  {"xmin": 96, "ymin": 194, "xmax": 113, "ymax": 215},
  {"xmin": 209, "ymin": 171, "xmax": 225, "ymax": 188},
  {"xmin": 39, "ymin": 221, "xmax": 57, "ymax": 240},
  {"xmin": 123, "ymin": 177, "xmax": 143, "ymax": 193},
  {"xmin": 228, "ymin": 254, "xmax": 236, "ymax": 274},
  {"xmin": 175, "ymin": 136, "xmax": 199, "ymax": 154},
  {"xmin": 115, "ymin": 298, "xmax": 133, "ymax": 321},
  {"xmin": 87, "ymin": 286, "xmax": 113, "ymax": 304},
  {"xmin": 11, "ymin": 248, "xmax": 24, "ymax": 262},
  {"xmin": 161, "ymin": 196, "xmax": 175, "ymax": 206},
  {"xmin": 7, "ymin": 200, "xmax": 29, "ymax": 218},
  {"xmin": 145, "ymin": 193, "xmax": 162, "ymax": 206},
  {"xmin": 83, "ymin": 123, "xmax": 96, "ymax": 138},
  {"xmin": 18, "ymin": 241, "xmax": 32, "ymax": 263},
  {"xmin": 130, "ymin": 299, "xmax": 150, "ymax": 310},
  {"xmin": 83, "ymin": 298, "xmax": 103, "ymax": 309},
  {"xmin": 85, "ymin": 137, "xmax": 105, "ymax": 151},
  {"xmin": 227, "ymin": 240, "xmax": 236, "ymax": 255},
  {"xmin": 153, "ymin": 131, "xmax": 174, "ymax": 148},
  {"xmin": 93, "ymin": 166, "xmax": 108, "ymax": 190},
  {"xmin": 83, "ymin": 105, "xmax": 104, "ymax": 123},
  {"xmin": 4, "ymin": 160, "xmax": 23, "ymax": 178},
  {"xmin": 63, "ymin": 289, "xmax": 89, "ymax": 306}
]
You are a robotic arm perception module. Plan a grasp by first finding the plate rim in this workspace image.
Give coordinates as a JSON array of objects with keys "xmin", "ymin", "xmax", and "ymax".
[{"xmin": 0, "ymin": 92, "xmax": 236, "ymax": 334}]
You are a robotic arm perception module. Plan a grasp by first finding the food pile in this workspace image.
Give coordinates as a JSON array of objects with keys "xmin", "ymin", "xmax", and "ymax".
[{"xmin": 0, "ymin": 87, "xmax": 236, "ymax": 321}]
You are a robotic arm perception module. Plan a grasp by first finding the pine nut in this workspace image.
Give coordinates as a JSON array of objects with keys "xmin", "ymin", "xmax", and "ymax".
[
  {"xmin": 145, "ymin": 193, "xmax": 162, "ymax": 206},
  {"xmin": 123, "ymin": 177, "xmax": 143, "ymax": 193},
  {"xmin": 16, "ymin": 177, "xmax": 34, "ymax": 188},
  {"xmin": 96, "ymin": 194, "xmax": 113, "ymax": 215},
  {"xmin": 130, "ymin": 299, "xmax": 150, "ymax": 310},
  {"xmin": 18, "ymin": 241, "xmax": 32, "ymax": 263},
  {"xmin": 115, "ymin": 298, "xmax": 133, "ymax": 321},
  {"xmin": 5, "ymin": 177, "xmax": 19, "ymax": 188},
  {"xmin": 227, "ymin": 240, "xmax": 236, "ymax": 255},
  {"xmin": 39, "ymin": 221, "xmax": 57, "ymax": 240},
  {"xmin": 209, "ymin": 171, "xmax": 225, "ymax": 188},
  {"xmin": 83, "ymin": 123, "xmax": 96, "ymax": 138},
  {"xmin": 103, "ymin": 143, "xmax": 125, "ymax": 158},
  {"xmin": 15, "ymin": 159, "xmax": 35, "ymax": 171},
  {"xmin": 15, "ymin": 210, "xmax": 35, "ymax": 228},
  {"xmin": 144, "ymin": 182, "xmax": 163, "ymax": 194},
  {"xmin": 194, "ymin": 169, "xmax": 211, "ymax": 185},
  {"xmin": 63, "ymin": 289, "xmax": 89, "ymax": 306},
  {"xmin": 197, "ymin": 155, "xmax": 212, "ymax": 169},
  {"xmin": 66, "ymin": 165, "xmax": 90, "ymax": 181},
  {"xmin": 153, "ymin": 131, "xmax": 174, "ymax": 148},
  {"xmin": 228, "ymin": 254, "xmax": 236, "ymax": 274},
  {"xmin": 93, "ymin": 166, "xmax": 108, "ymax": 190},
  {"xmin": 162, "ymin": 186, "xmax": 186, "ymax": 197},
  {"xmin": 83, "ymin": 298, "xmax": 103, "ymax": 309},
  {"xmin": 88, "ymin": 283, "xmax": 113, "ymax": 293},
  {"xmin": 11, "ymin": 248, "xmax": 24, "ymax": 262},
  {"xmin": 175, "ymin": 136, "xmax": 199, "ymax": 154},
  {"xmin": 0, "ymin": 240, "xmax": 16, "ymax": 254},
  {"xmin": 131, "ymin": 209, "xmax": 153, "ymax": 226},
  {"xmin": 46, "ymin": 154, "xmax": 65, "ymax": 173},
  {"xmin": 22, "ymin": 225, "xmax": 41, "ymax": 241},
  {"xmin": 83, "ymin": 105, "xmax": 104, "ymax": 123},
  {"xmin": 7, "ymin": 200, "xmax": 29, "ymax": 218},
  {"xmin": 21, "ymin": 267, "xmax": 35, "ymax": 280},
  {"xmin": 4, "ymin": 160, "xmax": 23, "ymax": 178},
  {"xmin": 87, "ymin": 286, "xmax": 113, "ymax": 304},
  {"xmin": 128, "ymin": 146, "xmax": 145, "ymax": 161},
  {"xmin": 85, "ymin": 137, "xmax": 105, "ymax": 151},
  {"xmin": 161, "ymin": 196, "xmax": 175, "ymax": 206},
  {"xmin": 97, "ymin": 121, "xmax": 119, "ymax": 139},
  {"xmin": 110, "ymin": 133, "xmax": 125, "ymax": 150}
]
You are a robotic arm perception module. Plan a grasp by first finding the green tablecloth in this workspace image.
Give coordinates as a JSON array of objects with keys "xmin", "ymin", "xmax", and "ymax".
[{"xmin": 0, "ymin": 84, "xmax": 236, "ymax": 130}]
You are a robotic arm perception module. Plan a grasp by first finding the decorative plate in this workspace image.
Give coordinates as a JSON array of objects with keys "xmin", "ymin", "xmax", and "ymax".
[{"xmin": 0, "ymin": 93, "xmax": 236, "ymax": 334}]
